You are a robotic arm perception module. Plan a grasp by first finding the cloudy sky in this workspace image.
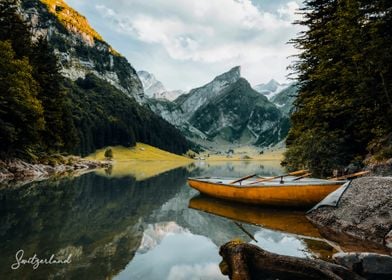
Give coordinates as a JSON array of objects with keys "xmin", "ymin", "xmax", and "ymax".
[{"xmin": 66, "ymin": 0, "xmax": 303, "ymax": 90}]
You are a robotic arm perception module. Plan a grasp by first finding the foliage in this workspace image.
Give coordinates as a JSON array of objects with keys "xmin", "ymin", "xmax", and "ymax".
[
  {"xmin": 39, "ymin": 0, "xmax": 119, "ymax": 55},
  {"xmin": 286, "ymin": 0, "xmax": 392, "ymax": 176},
  {"xmin": 0, "ymin": 0, "xmax": 32, "ymax": 58},
  {"xmin": 0, "ymin": 40, "xmax": 44, "ymax": 155},
  {"xmin": 185, "ymin": 150, "xmax": 197, "ymax": 159},
  {"xmin": 0, "ymin": 2, "xmax": 190, "ymax": 159},
  {"xmin": 40, "ymin": 0, "xmax": 103, "ymax": 41},
  {"xmin": 65, "ymin": 74, "xmax": 190, "ymax": 156},
  {"xmin": 104, "ymin": 148, "xmax": 113, "ymax": 160},
  {"xmin": 0, "ymin": 1, "xmax": 78, "ymax": 158},
  {"xmin": 31, "ymin": 38, "xmax": 78, "ymax": 152}
]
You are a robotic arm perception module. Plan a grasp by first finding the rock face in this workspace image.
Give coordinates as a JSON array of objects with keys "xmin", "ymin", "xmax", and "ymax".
[
  {"xmin": 271, "ymin": 83, "xmax": 298, "ymax": 116},
  {"xmin": 137, "ymin": 70, "xmax": 166, "ymax": 99},
  {"xmin": 253, "ymin": 79, "xmax": 290, "ymax": 100},
  {"xmin": 333, "ymin": 252, "xmax": 392, "ymax": 279},
  {"xmin": 19, "ymin": 0, "xmax": 144, "ymax": 102},
  {"xmin": 147, "ymin": 66, "xmax": 290, "ymax": 148},
  {"xmin": 189, "ymin": 78, "xmax": 289, "ymax": 146},
  {"xmin": 138, "ymin": 70, "xmax": 185, "ymax": 101},
  {"xmin": 176, "ymin": 66, "xmax": 242, "ymax": 119},
  {"xmin": 307, "ymin": 177, "xmax": 392, "ymax": 248}
]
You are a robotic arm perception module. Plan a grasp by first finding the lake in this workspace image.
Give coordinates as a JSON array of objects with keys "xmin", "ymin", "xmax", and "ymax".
[{"xmin": 0, "ymin": 161, "xmax": 338, "ymax": 280}]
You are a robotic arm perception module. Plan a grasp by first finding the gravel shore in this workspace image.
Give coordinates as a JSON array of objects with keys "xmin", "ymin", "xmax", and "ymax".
[{"xmin": 307, "ymin": 177, "xmax": 392, "ymax": 249}]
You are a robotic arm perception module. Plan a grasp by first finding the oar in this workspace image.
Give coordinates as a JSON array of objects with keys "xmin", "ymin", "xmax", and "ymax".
[
  {"xmin": 234, "ymin": 222, "xmax": 258, "ymax": 243},
  {"xmin": 247, "ymin": 169, "xmax": 309, "ymax": 185},
  {"xmin": 329, "ymin": 170, "xmax": 369, "ymax": 181},
  {"xmin": 292, "ymin": 172, "xmax": 312, "ymax": 181},
  {"xmin": 229, "ymin": 174, "xmax": 257, "ymax": 184}
]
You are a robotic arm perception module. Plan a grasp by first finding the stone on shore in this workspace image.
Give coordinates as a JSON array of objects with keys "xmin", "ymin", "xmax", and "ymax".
[
  {"xmin": 307, "ymin": 177, "xmax": 392, "ymax": 248},
  {"xmin": 0, "ymin": 157, "xmax": 110, "ymax": 184},
  {"xmin": 333, "ymin": 252, "xmax": 392, "ymax": 279}
]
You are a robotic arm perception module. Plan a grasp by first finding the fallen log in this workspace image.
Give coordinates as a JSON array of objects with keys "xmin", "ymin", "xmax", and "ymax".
[{"xmin": 219, "ymin": 241, "xmax": 364, "ymax": 280}]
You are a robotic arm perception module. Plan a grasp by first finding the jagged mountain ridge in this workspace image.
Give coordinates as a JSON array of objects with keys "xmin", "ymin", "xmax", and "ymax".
[
  {"xmin": 271, "ymin": 83, "xmax": 298, "ymax": 116},
  {"xmin": 20, "ymin": 0, "xmax": 144, "ymax": 101},
  {"xmin": 137, "ymin": 70, "xmax": 185, "ymax": 101},
  {"xmin": 189, "ymin": 78, "xmax": 289, "ymax": 145},
  {"xmin": 175, "ymin": 66, "xmax": 241, "ymax": 119},
  {"xmin": 253, "ymin": 79, "xmax": 291, "ymax": 101},
  {"xmin": 137, "ymin": 70, "xmax": 166, "ymax": 98},
  {"xmin": 147, "ymin": 67, "xmax": 290, "ymax": 148}
]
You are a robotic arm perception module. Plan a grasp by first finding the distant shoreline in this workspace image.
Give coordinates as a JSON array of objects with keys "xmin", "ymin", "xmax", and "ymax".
[{"xmin": 0, "ymin": 157, "xmax": 110, "ymax": 186}]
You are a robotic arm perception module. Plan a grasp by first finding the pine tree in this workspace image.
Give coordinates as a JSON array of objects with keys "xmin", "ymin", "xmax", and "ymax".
[
  {"xmin": 30, "ymin": 38, "xmax": 78, "ymax": 152},
  {"xmin": 0, "ymin": 40, "xmax": 44, "ymax": 156},
  {"xmin": 0, "ymin": 0, "xmax": 32, "ymax": 58},
  {"xmin": 286, "ymin": 0, "xmax": 392, "ymax": 176}
]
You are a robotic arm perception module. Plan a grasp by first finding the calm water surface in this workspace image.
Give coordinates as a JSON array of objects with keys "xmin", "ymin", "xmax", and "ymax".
[{"xmin": 0, "ymin": 161, "xmax": 336, "ymax": 280}]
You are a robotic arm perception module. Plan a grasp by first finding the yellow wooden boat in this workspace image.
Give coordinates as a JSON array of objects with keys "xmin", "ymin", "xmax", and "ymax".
[{"xmin": 187, "ymin": 176, "xmax": 346, "ymax": 207}]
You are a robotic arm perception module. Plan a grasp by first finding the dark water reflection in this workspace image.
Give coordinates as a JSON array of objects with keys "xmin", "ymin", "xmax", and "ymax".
[{"xmin": 0, "ymin": 161, "xmax": 336, "ymax": 280}]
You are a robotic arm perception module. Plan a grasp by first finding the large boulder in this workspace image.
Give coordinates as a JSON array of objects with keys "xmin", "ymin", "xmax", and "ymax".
[
  {"xmin": 333, "ymin": 252, "xmax": 392, "ymax": 280},
  {"xmin": 307, "ymin": 177, "xmax": 392, "ymax": 247}
]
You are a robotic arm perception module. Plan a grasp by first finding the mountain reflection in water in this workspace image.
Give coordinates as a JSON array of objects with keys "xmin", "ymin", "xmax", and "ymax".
[{"xmin": 0, "ymin": 160, "xmax": 337, "ymax": 280}]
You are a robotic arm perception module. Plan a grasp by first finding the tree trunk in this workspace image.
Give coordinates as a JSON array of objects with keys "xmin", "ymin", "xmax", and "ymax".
[{"xmin": 219, "ymin": 241, "xmax": 365, "ymax": 280}]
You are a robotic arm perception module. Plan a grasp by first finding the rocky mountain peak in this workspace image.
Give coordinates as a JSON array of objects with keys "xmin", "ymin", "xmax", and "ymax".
[
  {"xmin": 137, "ymin": 70, "xmax": 185, "ymax": 101},
  {"xmin": 175, "ymin": 66, "xmax": 242, "ymax": 117},
  {"xmin": 213, "ymin": 66, "xmax": 241, "ymax": 83},
  {"xmin": 265, "ymin": 79, "xmax": 279, "ymax": 91},
  {"xmin": 189, "ymin": 75, "xmax": 289, "ymax": 147},
  {"xmin": 255, "ymin": 79, "xmax": 280, "ymax": 92},
  {"xmin": 147, "ymin": 67, "xmax": 292, "ymax": 149},
  {"xmin": 253, "ymin": 79, "xmax": 290, "ymax": 101},
  {"xmin": 137, "ymin": 70, "xmax": 166, "ymax": 98}
]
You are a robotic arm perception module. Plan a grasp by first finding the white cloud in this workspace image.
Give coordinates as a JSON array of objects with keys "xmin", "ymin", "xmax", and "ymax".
[
  {"xmin": 68, "ymin": 0, "xmax": 303, "ymax": 88},
  {"xmin": 167, "ymin": 263, "xmax": 226, "ymax": 280},
  {"xmin": 278, "ymin": 1, "xmax": 301, "ymax": 21},
  {"xmin": 95, "ymin": 1, "xmax": 301, "ymax": 63}
]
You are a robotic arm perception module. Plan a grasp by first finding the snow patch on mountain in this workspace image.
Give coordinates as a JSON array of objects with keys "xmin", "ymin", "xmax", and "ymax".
[
  {"xmin": 137, "ymin": 70, "xmax": 166, "ymax": 98},
  {"xmin": 253, "ymin": 79, "xmax": 291, "ymax": 100},
  {"xmin": 138, "ymin": 70, "xmax": 185, "ymax": 101}
]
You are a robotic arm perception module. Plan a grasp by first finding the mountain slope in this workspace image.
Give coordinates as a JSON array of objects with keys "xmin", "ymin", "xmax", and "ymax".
[
  {"xmin": 271, "ymin": 83, "xmax": 298, "ymax": 116},
  {"xmin": 175, "ymin": 66, "xmax": 241, "ymax": 118},
  {"xmin": 189, "ymin": 78, "xmax": 289, "ymax": 145},
  {"xmin": 254, "ymin": 79, "xmax": 290, "ymax": 100},
  {"xmin": 21, "ymin": 0, "xmax": 144, "ymax": 101},
  {"xmin": 2, "ymin": 0, "xmax": 190, "ymax": 156},
  {"xmin": 65, "ymin": 74, "xmax": 190, "ymax": 155},
  {"xmin": 138, "ymin": 70, "xmax": 185, "ymax": 101},
  {"xmin": 146, "ymin": 67, "xmax": 289, "ymax": 148},
  {"xmin": 137, "ymin": 70, "xmax": 166, "ymax": 98}
]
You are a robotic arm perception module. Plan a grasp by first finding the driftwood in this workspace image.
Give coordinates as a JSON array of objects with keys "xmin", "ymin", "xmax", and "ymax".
[{"xmin": 219, "ymin": 241, "xmax": 365, "ymax": 280}]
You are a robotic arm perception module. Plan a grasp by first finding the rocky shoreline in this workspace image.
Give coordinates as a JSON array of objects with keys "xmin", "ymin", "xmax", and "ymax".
[
  {"xmin": 220, "ymin": 176, "xmax": 392, "ymax": 279},
  {"xmin": 307, "ymin": 176, "xmax": 392, "ymax": 249},
  {"xmin": 220, "ymin": 241, "xmax": 392, "ymax": 280},
  {"xmin": 0, "ymin": 157, "xmax": 111, "ymax": 186}
]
